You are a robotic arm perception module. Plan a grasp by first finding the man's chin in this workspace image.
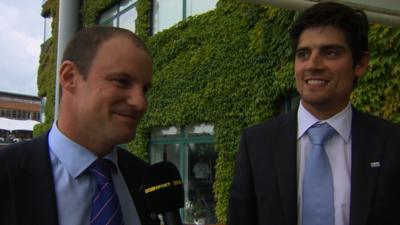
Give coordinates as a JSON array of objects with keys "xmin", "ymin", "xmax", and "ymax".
[{"xmin": 112, "ymin": 129, "xmax": 137, "ymax": 144}]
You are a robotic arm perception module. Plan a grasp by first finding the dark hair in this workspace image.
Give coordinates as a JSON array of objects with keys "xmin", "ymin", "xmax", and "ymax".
[
  {"xmin": 290, "ymin": 2, "xmax": 369, "ymax": 65},
  {"xmin": 62, "ymin": 26, "xmax": 149, "ymax": 79}
]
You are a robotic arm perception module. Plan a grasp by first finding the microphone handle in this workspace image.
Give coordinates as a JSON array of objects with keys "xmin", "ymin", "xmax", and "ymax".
[{"xmin": 162, "ymin": 210, "xmax": 183, "ymax": 225}]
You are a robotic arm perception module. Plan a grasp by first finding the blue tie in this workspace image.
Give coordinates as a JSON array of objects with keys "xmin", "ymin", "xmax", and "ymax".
[
  {"xmin": 88, "ymin": 159, "xmax": 124, "ymax": 225},
  {"xmin": 302, "ymin": 123, "xmax": 335, "ymax": 225}
]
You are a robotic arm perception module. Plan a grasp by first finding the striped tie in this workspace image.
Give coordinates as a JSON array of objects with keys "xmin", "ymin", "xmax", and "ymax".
[{"xmin": 88, "ymin": 159, "xmax": 124, "ymax": 225}]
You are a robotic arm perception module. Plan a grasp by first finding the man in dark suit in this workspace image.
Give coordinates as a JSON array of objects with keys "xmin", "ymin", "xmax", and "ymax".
[
  {"xmin": 228, "ymin": 2, "xmax": 400, "ymax": 225},
  {"xmin": 0, "ymin": 26, "xmax": 159, "ymax": 225}
]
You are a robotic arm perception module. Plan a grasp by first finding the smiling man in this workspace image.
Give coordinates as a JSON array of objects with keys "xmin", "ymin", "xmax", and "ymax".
[
  {"xmin": 0, "ymin": 26, "xmax": 160, "ymax": 225},
  {"xmin": 228, "ymin": 2, "xmax": 400, "ymax": 225}
]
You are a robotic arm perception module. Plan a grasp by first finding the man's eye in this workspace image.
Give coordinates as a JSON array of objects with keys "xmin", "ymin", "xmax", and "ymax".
[
  {"xmin": 325, "ymin": 50, "xmax": 340, "ymax": 58},
  {"xmin": 295, "ymin": 50, "xmax": 309, "ymax": 60},
  {"xmin": 113, "ymin": 78, "xmax": 131, "ymax": 88}
]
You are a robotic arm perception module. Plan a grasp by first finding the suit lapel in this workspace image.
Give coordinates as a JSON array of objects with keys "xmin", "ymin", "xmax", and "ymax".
[
  {"xmin": 274, "ymin": 112, "xmax": 298, "ymax": 225},
  {"xmin": 349, "ymin": 109, "xmax": 382, "ymax": 225},
  {"xmin": 14, "ymin": 133, "xmax": 59, "ymax": 225}
]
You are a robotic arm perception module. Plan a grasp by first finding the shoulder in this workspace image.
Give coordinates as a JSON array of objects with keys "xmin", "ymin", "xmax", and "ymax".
[
  {"xmin": 243, "ymin": 111, "xmax": 296, "ymax": 137},
  {"xmin": 117, "ymin": 147, "xmax": 149, "ymax": 170},
  {"xmin": 0, "ymin": 133, "xmax": 49, "ymax": 165},
  {"xmin": 353, "ymin": 109, "xmax": 400, "ymax": 139},
  {"xmin": 353, "ymin": 109, "xmax": 400, "ymax": 131}
]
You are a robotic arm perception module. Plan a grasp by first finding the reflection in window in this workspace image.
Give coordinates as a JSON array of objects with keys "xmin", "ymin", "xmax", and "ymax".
[
  {"xmin": 150, "ymin": 124, "xmax": 217, "ymax": 224},
  {"xmin": 99, "ymin": 0, "xmax": 137, "ymax": 32},
  {"xmin": 153, "ymin": 0, "xmax": 217, "ymax": 34}
]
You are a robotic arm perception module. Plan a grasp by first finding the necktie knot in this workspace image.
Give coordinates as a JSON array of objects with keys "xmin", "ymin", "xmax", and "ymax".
[
  {"xmin": 307, "ymin": 123, "xmax": 335, "ymax": 146},
  {"xmin": 88, "ymin": 159, "xmax": 115, "ymax": 187}
]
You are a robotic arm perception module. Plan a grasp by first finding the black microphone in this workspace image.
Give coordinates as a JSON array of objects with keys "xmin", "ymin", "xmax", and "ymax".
[{"xmin": 143, "ymin": 161, "xmax": 184, "ymax": 225}]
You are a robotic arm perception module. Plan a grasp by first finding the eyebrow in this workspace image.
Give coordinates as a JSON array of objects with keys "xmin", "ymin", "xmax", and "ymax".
[{"xmin": 296, "ymin": 44, "xmax": 346, "ymax": 51}]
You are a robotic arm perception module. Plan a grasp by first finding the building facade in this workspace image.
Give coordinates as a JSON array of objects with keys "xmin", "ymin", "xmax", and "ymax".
[
  {"xmin": 0, "ymin": 91, "xmax": 41, "ymax": 147},
  {"xmin": 0, "ymin": 91, "xmax": 41, "ymax": 121}
]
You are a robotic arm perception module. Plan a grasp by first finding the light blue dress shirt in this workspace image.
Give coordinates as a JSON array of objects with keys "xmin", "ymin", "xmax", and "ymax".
[
  {"xmin": 48, "ymin": 123, "xmax": 142, "ymax": 225},
  {"xmin": 297, "ymin": 102, "xmax": 352, "ymax": 225}
]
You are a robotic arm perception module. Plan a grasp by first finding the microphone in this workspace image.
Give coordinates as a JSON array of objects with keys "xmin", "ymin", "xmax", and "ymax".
[{"xmin": 143, "ymin": 161, "xmax": 184, "ymax": 225}]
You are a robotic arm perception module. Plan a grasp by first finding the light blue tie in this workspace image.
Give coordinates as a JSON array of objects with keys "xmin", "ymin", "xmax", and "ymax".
[{"xmin": 302, "ymin": 123, "xmax": 335, "ymax": 225}]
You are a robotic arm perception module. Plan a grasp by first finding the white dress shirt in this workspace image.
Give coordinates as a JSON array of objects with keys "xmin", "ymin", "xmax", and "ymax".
[
  {"xmin": 48, "ymin": 122, "xmax": 142, "ymax": 225},
  {"xmin": 297, "ymin": 102, "xmax": 352, "ymax": 225}
]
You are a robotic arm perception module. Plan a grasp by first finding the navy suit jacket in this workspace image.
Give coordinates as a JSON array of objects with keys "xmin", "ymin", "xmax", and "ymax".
[
  {"xmin": 227, "ymin": 108, "xmax": 400, "ymax": 225},
  {"xmin": 0, "ymin": 132, "xmax": 160, "ymax": 225}
]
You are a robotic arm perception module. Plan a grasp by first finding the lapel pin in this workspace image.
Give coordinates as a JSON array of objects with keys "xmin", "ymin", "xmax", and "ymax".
[{"xmin": 370, "ymin": 162, "xmax": 381, "ymax": 168}]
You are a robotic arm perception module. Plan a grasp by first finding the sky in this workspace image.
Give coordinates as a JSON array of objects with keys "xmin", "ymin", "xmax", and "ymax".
[{"xmin": 0, "ymin": 0, "xmax": 43, "ymax": 96}]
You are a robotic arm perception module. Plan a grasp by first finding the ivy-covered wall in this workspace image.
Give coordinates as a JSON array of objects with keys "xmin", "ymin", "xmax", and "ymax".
[
  {"xmin": 137, "ymin": 3, "xmax": 297, "ymax": 222},
  {"xmin": 35, "ymin": 0, "xmax": 400, "ymax": 223},
  {"xmin": 352, "ymin": 25, "xmax": 400, "ymax": 123},
  {"xmin": 34, "ymin": 0, "xmax": 58, "ymax": 136}
]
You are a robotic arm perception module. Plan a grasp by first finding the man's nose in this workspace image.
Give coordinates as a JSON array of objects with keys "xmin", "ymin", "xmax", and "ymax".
[
  {"xmin": 127, "ymin": 87, "xmax": 147, "ymax": 111},
  {"xmin": 305, "ymin": 52, "xmax": 324, "ymax": 71}
]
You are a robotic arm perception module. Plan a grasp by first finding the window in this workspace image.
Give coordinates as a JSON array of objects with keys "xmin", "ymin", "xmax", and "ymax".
[
  {"xmin": 186, "ymin": 0, "xmax": 218, "ymax": 17},
  {"xmin": 153, "ymin": 0, "xmax": 218, "ymax": 33},
  {"xmin": 150, "ymin": 124, "xmax": 217, "ymax": 224},
  {"xmin": 41, "ymin": 97, "xmax": 46, "ymax": 122},
  {"xmin": 99, "ymin": 0, "xmax": 137, "ymax": 32},
  {"xmin": 43, "ymin": 17, "xmax": 52, "ymax": 41},
  {"xmin": 34, "ymin": 112, "xmax": 40, "ymax": 121},
  {"xmin": 16, "ymin": 110, "xmax": 21, "ymax": 119}
]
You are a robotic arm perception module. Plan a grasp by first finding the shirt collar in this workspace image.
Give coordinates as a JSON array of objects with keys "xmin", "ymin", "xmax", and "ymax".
[
  {"xmin": 48, "ymin": 122, "xmax": 119, "ymax": 178},
  {"xmin": 297, "ymin": 101, "xmax": 352, "ymax": 143}
]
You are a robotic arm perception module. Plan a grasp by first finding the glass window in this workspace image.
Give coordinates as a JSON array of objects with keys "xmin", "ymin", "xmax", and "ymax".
[
  {"xmin": 186, "ymin": 0, "xmax": 218, "ymax": 17},
  {"xmin": 150, "ymin": 124, "xmax": 217, "ymax": 224},
  {"xmin": 43, "ymin": 17, "xmax": 52, "ymax": 41},
  {"xmin": 152, "ymin": 0, "xmax": 217, "ymax": 34},
  {"xmin": 184, "ymin": 142, "xmax": 217, "ymax": 224},
  {"xmin": 119, "ymin": 6, "xmax": 137, "ymax": 31},
  {"xmin": 120, "ymin": 0, "xmax": 135, "ymax": 11},
  {"xmin": 98, "ymin": 0, "xmax": 137, "ymax": 32},
  {"xmin": 153, "ymin": 0, "xmax": 183, "ymax": 33},
  {"xmin": 41, "ymin": 97, "xmax": 46, "ymax": 122},
  {"xmin": 99, "ymin": 6, "xmax": 118, "ymax": 26}
]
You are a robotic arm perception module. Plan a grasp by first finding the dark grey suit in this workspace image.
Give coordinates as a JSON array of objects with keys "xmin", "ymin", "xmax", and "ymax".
[
  {"xmin": 227, "ymin": 108, "xmax": 400, "ymax": 225},
  {"xmin": 0, "ymin": 132, "xmax": 160, "ymax": 225}
]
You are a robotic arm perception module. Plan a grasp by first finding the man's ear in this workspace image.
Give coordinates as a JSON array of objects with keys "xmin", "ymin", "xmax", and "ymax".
[
  {"xmin": 59, "ymin": 60, "xmax": 81, "ymax": 94},
  {"xmin": 354, "ymin": 52, "xmax": 370, "ymax": 78}
]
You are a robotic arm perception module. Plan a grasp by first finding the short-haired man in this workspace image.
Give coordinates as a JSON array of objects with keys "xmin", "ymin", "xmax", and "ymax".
[
  {"xmin": 228, "ymin": 2, "xmax": 400, "ymax": 225},
  {"xmin": 0, "ymin": 26, "xmax": 159, "ymax": 225}
]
